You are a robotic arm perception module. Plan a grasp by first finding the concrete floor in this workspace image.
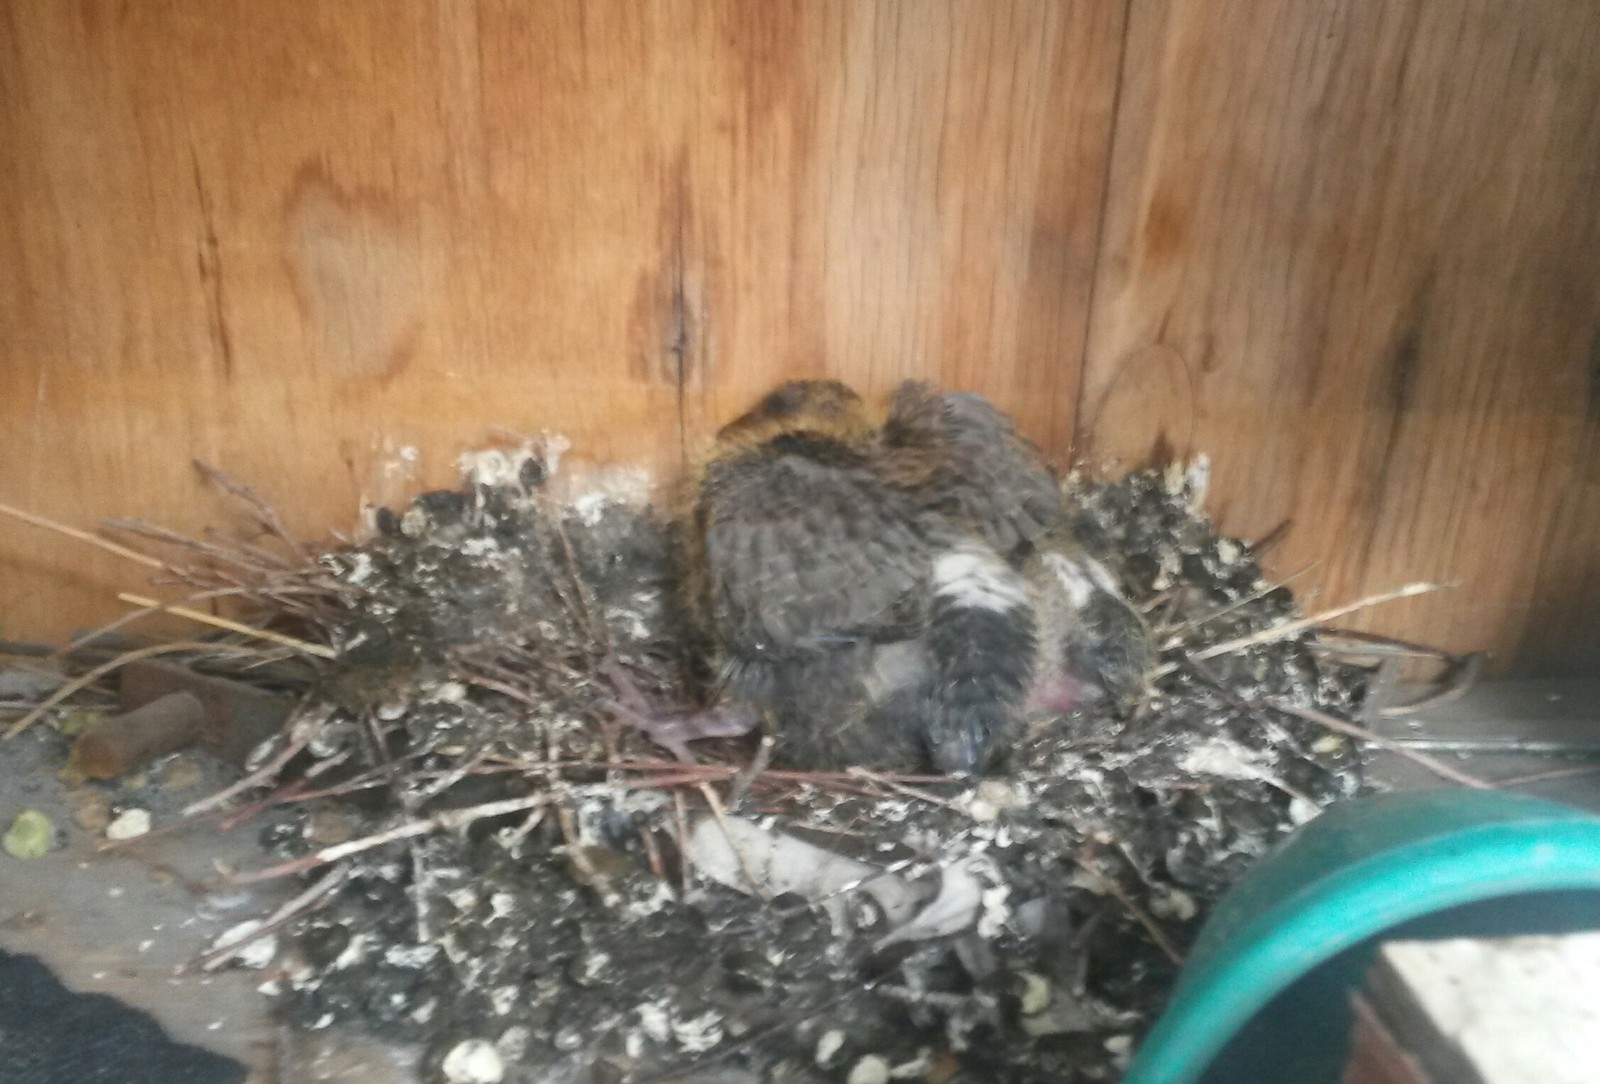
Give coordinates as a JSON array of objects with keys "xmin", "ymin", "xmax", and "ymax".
[
  {"xmin": 2, "ymin": 679, "xmax": 1596, "ymax": 1082},
  {"xmin": 1368, "ymin": 680, "xmax": 1600, "ymax": 811},
  {"xmin": 0, "ymin": 721, "xmax": 418, "ymax": 1083}
]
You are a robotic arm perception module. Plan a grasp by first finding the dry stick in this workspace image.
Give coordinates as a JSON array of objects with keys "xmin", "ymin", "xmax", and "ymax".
[
  {"xmin": 622, "ymin": 770, "xmax": 733, "ymax": 789},
  {"xmin": 223, "ymin": 793, "xmax": 552, "ymax": 886},
  {"xmin": 697, "ymin": 781, "xmax": 768, "ymax": 898},
  {"xmin": 194, "ymin": 867, "xmax": 348, "ymax": 972},
  {"xmin": 64, "ymin": 585, "xmax": 255, "ymax": 656},
  {"xmin": 219, "ymin": 778, "xmax": 313, "ymax": 832},
  {"xmin": 504, "ymin": 806, "xmax": 547, "ymax": 848},
  {"xmin": 202, "ymin": 525, "xmax": 300, "ymax": 572},
  {"xmin": 1262, "ymin": 698, "xmax": 1493, "ymax": 790},
  {"xmin": 480, "ymin": 753, "xmax": 955, "ymax": 795},
  {"xmin": 0, "ymin": 498, "xmax": 167, "ymax": 570},
  {"xmin": 99, "ymin": 794, "xmax": 267, "ymax": 853},
  {"xmin": 1151, "ymin": 582, "xmax": 1447, "ymax": 678},
  {"xmin": 673, "ymin": 790, "xmax": 693, "ymax": 895},
  {"xmin": 183, "ymin": 727, "xmax": 314, "ymax": 816},
  {"xmin": 1079, "ymin": 855, "xmax": 1183, "ymax": 966},
  {"xmin": 1157, "ymin": 563, "xmax": 1318, "ymax": 646},
  {"xmin": 729, "ymin": 732, "xmax": 775, "ymax": 807},
  {"xmin": 1248, "ymin": 518, "xmax": 1294, "ymax": 558},
  {"xmin": 105, "ymin": 763, "xmax": 380, "ymax": 851},
  {"xmin": 551, "ymin": 515, "xmax": 609, "ymax": 652},
  {"xmin": 118, "ymin": 593, "xmax": 337, "ymax": 659},
  {"xmin": 4, "ymin": 640, "xmax": 262, "ymax": 740},
  {"xmin": 460, "ymin": 672, "xmax": 546, "ymax": 708},
  {"xmin": 558, "ymin": 803, "xmax": 623, "ymax": 909},
  {"xmin": 193, "ymin": 459, "xmax": 310, "ymax": 561},
  {"xmin": 104, "ymin": 517, "xmax": 285, "ymax": 573},
  {"xmin": 846, "ymin": 766, "xmax": 970, "ymax": 812},
  {"xmin": 1491, "ymin": 764, "xmax": 1600, "ymax": 789},
  {"xmin": 640, "ymin": 823, "xmax": 667, "ymax": 884}
]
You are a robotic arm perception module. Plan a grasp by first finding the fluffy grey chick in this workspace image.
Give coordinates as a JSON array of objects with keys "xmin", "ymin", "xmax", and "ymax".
[{"xmin": 676, "ymin": 379, "xmax": 1148, "ymax": 775}]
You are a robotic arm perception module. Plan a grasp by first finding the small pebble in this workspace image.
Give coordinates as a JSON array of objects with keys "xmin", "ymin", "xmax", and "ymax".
[
  {"xmin": 494, "ymin": 1025, "xmax": 530, "ymax": 1062},
  {"xmin": 441, "ymin": 1038, "xmax": 504, "ymax": 1083},
  {"xmin": 814, "ymin": 1028, "xmax": 845, "ymax": 1067},
  {"xmin": 106, "ymin": 808, "xmax": 152, "ymax": 840},
  {"xmin": 54, "ymin": 709, "xmax": 105, "ymax": 738},
  {"xmin": 1150, "ymin": 887, "xmax": 1198, "ymax": 922},
  {"xmin": 219, "ymin": 920, "xmax": 278, "ymax": 969},
  {"xmin": 160, "ymin": 756, "xmax": 203, "ymax": 791},
  {"xmin": 4, "ymin": 809, "xmax": 54, "ymax": 859},
  {"xmin": 306, "ymin": 809, "xmax": 353, "ymax": 846},
  {"xmin": 1018, "ymin": 972, "xmax": 1052, "ymax": 1016},
  {"xmin": 71, "ymin": 797, "xmax": 112, "ymax": 833},
  {"xmin": 847, "ymin": 1054, "xmax": 890, "ymax": 1084}
]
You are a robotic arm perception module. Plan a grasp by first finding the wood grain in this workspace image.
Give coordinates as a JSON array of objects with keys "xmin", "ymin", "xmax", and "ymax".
[
  {"xmin": 674, "ymin": 1, "xmax": 1125, "ymax": 454},
  {"xmin": 0, "ymin": 0, "xmax": 1123, "ymax": 643},
  {"xmin": 2, "ymin": 0, "xmax": 1598, "ymax": 677},
  {"xmin": 1082, "ymin": 0, "xmax": 1600, "ymax": 672}
]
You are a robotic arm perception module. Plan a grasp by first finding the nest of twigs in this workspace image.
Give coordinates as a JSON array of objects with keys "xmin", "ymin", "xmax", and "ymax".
[{"xmin": 2, "ymin": 448, "xmax": 1461, "ymax": 1084}]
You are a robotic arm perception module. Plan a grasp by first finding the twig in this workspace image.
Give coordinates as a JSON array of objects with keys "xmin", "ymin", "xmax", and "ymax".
[
  {"xmin": 1153, "ymin": 582, "xmax": 1448, "ymax": 677},
  {"xmin": 503, "ymin": 806, "xmax": 547, "ymax": 848},
  {"xmin": 63, "ymin": 585, "xmax": 259, "ymax": 657},
  {"xmin": 410, "ymin": 839, "xmax": 433, "ymax": 942},
  {"xmin": 551, "ymin": 516, "xmax": 609, "ymax": 653},
  {"xmin": 459, "ymin": 672, "xmax": 545, "ymax": 707},
  {"xmin": 202, "ymin": 525, "xmax": 297, "ymax": 571},
  {"xmin": 118, "ymin": 593, "xmax": 337, "ymax": 659},
  {"xmin": 194, "ymin": 867, "xmax": 347, "ymax": 972},
  {"xmin": 698, "ymin": 782, "xmax": 767, "ymax": 898},
  {"xmin": 4, "ymin": 640, "xmax": 264, "ymax": 740},
  {"xmin": 103, "ymin": 517, "xmax": 284, "ymax": 573},
  {"xmin": 1491, "ymin": 764, "xmax": 1600, "ymax": 789},
  {"xmin": 640, "ymin": 824, "xmax": 667, "ymax": 884},
  {"xmin": 846, "ymin": 766, "xmax": 969, "ymax": 812},
  {"xmin": 1078, "ymin": 852, "xmax": 1183, "ymax": 966},
  {"xmin": 673, "ymin": 790, "xmax": 692, "ymax": 895},
  {"xmin": 193, "ymin": 460, "xmax": 309, "ymax": 561},
  {"xmin": 558, "ymin": 803, "xmax": 622, "ymax": 908},
  {"xmin": 1248, "ymin": 518, "xmax": 1293, "ymax": 558},
  {"xmin": 729, "ymin": 731, "xmax": 775, "ymax": 807},
  {"xmin": 0, "ymin": 498, "xmax": 167, "ymax": 569},
  {"xmin": 221, "ymin": 793, "xmax": 551, "ymax": 886},
  {"xmin": 1157, "ymin": 563, "xmax": 1317, "ymax": 646},
  {"xmin": 1261, "ymin": 698, "xmax": 1493, "ymax": 790},
  {"xmin": 183, "ymin": 722, "xmax": 315, "ymax": 816}
]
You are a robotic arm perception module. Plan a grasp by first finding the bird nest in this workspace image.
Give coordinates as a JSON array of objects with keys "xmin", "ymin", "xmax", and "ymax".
[{"xmin": 9, "ymin": 449, "xmax": 1383, "ymax": 1084}]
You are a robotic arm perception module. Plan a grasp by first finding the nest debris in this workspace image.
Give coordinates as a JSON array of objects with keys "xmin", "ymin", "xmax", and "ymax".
[{"xmin": 4, "ymin": 450, "xmax": 1394, "ymax": 1084}]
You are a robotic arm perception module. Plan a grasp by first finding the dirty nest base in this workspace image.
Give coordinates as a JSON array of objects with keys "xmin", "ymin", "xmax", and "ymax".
[{"xmin": 76, "ymin": 452, "xmax": 1371, "ymax": 1084}]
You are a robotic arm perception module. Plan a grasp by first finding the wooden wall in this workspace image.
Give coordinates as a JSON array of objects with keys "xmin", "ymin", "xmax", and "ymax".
[{"xmin": 3, "ymin": 0, "xmax": 1598, "ymax": 675}]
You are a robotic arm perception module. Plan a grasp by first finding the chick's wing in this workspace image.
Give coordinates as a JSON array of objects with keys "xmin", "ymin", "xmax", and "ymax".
[
  {"xmin": 696, "ymin": 434, "xmax": 931, "ymax": 654},
  {"xmin": 883, "ymin": 381, "xmax": 1060, "ymax": 555}
]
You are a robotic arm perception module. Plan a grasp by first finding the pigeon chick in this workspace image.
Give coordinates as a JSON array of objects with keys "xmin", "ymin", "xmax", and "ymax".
[
  {"xmin": 1021, "ymin": 527, "xmax": 1153, "ymax": 719},
  {"xmin": 678, "ymin": 379, "xmax": 1149, "ymax": 775}
]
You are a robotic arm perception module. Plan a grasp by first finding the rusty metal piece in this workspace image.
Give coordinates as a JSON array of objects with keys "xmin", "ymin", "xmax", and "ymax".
[
  {"xmin": 71, "ymin": 691, "xmax": 205, "ymax": 779},
  {"xmin": 120, "ymin": 660, "xmax": 294, "ymax": 767}
]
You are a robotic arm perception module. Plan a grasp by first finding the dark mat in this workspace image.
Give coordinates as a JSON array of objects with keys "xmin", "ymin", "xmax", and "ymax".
[{"xmin": 0, "ymin": 950, "xmax": 246, "ymax": 1084}]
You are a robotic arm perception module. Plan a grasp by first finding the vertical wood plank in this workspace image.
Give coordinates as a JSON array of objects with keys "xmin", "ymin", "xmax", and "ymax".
[
  {"xmin": 1083, "ymin": 0, "xmax": 1600, "ymax": 671},
  {"xmin": 673, "ymin": 1, "xmax": 1126, "ymax": 454},
  {"xmin": 0, "ymin": 0, "xmax": 1125, "ymax": 644}
]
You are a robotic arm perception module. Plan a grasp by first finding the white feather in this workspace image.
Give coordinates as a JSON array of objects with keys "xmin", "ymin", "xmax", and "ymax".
[{"xmin": 932, "ymin": 547, "xmax": 1027, "ymax": 613}]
